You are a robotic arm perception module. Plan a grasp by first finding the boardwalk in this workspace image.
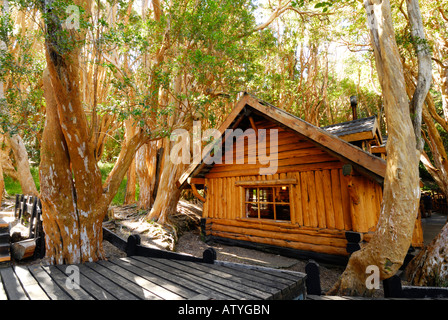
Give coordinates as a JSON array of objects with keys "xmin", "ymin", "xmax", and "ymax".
[{"xmin": 0, "ymin": 256, "xmax": 306, "ymax": 300}]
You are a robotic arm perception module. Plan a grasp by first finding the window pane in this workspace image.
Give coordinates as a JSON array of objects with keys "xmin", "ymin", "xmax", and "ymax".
[
  {"xmin": 276, "ymin": 204, "xmax": 290, "ymax": 221},
  {"xmin": 259, "ymin": 188, "xmax": 273, "ymax": 202},
  {"xmin": 275, "ymin": 186, "xmax": 290, "ymax": 203},
  {"xmin": 245, "ymin": 188, "xmax": 258, "ymax": 202},
  {"xmin": 260, "ymin": 203, "xmax": 274, "ymax": 219},
  {"xmin": 246, "ymin": 203, "xmax": 258, "ymax": 218}
]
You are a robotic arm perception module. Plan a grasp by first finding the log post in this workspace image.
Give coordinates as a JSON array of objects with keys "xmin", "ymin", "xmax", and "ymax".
[
  {"xmin": 11, "ymin": 239, "xmax": 36, "ymax": 260},
  {"xmin": 305, "ymin": 260, "xmax": 322, "ymax": 295}
]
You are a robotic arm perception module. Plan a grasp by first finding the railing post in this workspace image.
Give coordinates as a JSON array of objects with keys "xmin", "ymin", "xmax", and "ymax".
[
  {"xmin": 202, "ymin": 248, "xmax": 216, "ymax": 264},
  {"xmin": 126, "ymin": 234, "xmax": 141, "ymax": 257},
  {"xmin": 305, "ymin": 259, "xmax": 322, "ymax": 295}
]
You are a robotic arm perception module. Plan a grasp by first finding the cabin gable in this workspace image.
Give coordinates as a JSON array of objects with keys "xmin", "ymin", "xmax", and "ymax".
[{"xmin": 206, "ymin": 114, "xmax": 342, "ymax": 179}]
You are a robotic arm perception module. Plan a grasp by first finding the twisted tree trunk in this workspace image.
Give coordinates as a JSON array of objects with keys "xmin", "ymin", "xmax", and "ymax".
[
  {"xmin": 329, "ymin": 0, "xmax": 421, "ymax": 295},
  {"xmin": 39, "ymin": 0, "xmax": 149, "ymax": 264}
]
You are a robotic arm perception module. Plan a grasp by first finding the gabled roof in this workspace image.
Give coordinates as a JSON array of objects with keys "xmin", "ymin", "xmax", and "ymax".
[
  {"xmin": 178, "ymin": 92, "xmax": 386, "ymax": 188},
  {"xmin": 322, "ymin": 116, "xmax": 382, "ymax": 144}
]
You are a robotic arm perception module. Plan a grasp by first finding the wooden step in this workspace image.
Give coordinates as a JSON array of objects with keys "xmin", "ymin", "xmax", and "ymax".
[{"xmin": 0, "ymin": 254, "xmax": 11, "ymax": 263}]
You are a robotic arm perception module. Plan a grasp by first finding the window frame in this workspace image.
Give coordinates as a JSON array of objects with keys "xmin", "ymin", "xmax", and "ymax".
[{"xmin": 243, "ymin": 185, "xmax": 292, "ymax": 222}]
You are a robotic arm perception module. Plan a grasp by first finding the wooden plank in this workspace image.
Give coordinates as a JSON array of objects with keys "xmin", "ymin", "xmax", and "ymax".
[
  {"xmin": 205, "ymin": 161, "xmax": 342, "ymax": 179},
  {"xmin": 0, "ymin": 267, "xmax": 29, "ymax": 300},
  {"xmin": 210, "ymin": 222, "xmax": 347, "ymax": 247},
  {"xmin": 84, "ymin": 261, "xmax": 161, "ymax": 300},
  {"xmin": 204, "ymin": 264, "xmax": 283, "ymax": 297},
  {"xmin": 292, "ymin": 172, "xmax": 302, "ymax": 225},
  {"xmin": 232, "ymin": 144, "xmax": 331, "ymax": 163},
  {"xmin": 300, "ymin": 172, "xmax": 310, "ymax": 226},
  {"xmin": 322, "ymin": 170, "xmax": 336, "ymax": 229},
  {"xmin": 55, "ymin": 265, "xmax": 117, "ymax": 300},
  {"xmin": 13, "ymin": 266, "xmax": 50, "ymax": 300},
  {"xmin": 331, "ymin": 169, "xmax": 345, "ymax": 230},
  {"xmin": 109, "ymin": 257, "xmax": 197, "ymax": 299},
  {"xmin": 148, "ymin": 258, "xmax": 260, "ymax": 299},
  {"xmin": 211, "ymin": 230, "xmax": 348, "ymax": 256},
  {"xmin": 212, "ymin": 178, "xmax": 218, "ymax": 219},
  {"xmin": 225, "ymin": 261, "xmax": 304, "ymax": 285},
  {"xmin": 229, "ymin": 177, "xmax": 235, "ymax": 219},
  {"xmin": 210, "ymin": 153, "xmax": 337, "ymax": 174},
  {"xmin": 235, "ymin": 178, "xmax": 297, "ymax": 187},
  {"xmin": 43, "ymin": 265, "xmax": 95, "ymax": 300},
  {"xmin": 314, "ymin": 171, "xmax": 327, "ymax": 228},
  {"xmin": 96, "ymin": 260, "xmax": 177, "ymax": 300},
  {"xmin": 131, "ymin": 256, "xmax": 234, "ymax": 300},
  {"xmin": 211, "ymin": 218, "xmax": 346, "ymax": 237},
  {"xmin": 339, "ymin": 169, "xmax": 352, "ymax": 230},
  {"xmin": 27, "ymin": 265, "xmax": 72, "ymax": 300},
  {"xmin": 306, "ymin": 171, "xmax": 318, "ymax": 228},
  {"xmin": 203, "ymin": 179, "xmax": 210, "ymax": 218},
  {"xmin": 77, "ymin": 263, "xmax": 139, "ymax": 300},
  {"xmin": 347, "ymin": 174, "xmax": 368, "ymax": 233},
  {"xmin": 364, "ymin": 179, "xmax": 377, "ymax": 230},
  {"xmin": 0, "ymin": 273, "xmax": 8, "ymax": 300},
  {"xmin": 173, "ymin": 260, "xmax": 273, "ymax": 300}
]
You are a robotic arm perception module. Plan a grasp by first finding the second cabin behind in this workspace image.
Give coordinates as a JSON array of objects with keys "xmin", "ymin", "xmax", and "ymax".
[{"xmin": 178, "ymin": 93, "xmax": 423, "ymax": 263}]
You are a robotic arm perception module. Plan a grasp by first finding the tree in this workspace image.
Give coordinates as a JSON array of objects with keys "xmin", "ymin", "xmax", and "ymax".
[
  {"xmin": 1, "ymin": 1, "xmax": 42, "ymax": 196},
  {"xmin": 399, "ymin": 0, "xmax": 448, "ymax": 286},
  {"xmin": 38, "ymin": 0, "xmax": 152, "ymax": 264},
  {"xmin": 329, "ymin": 0, "xmax": 426, "ymax": 295}
]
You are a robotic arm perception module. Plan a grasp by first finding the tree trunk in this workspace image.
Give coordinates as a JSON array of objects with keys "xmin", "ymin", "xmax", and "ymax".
[
  {"xmin": 136, "ymin": 140, "xmax": 158, "ymax": 210},
  {"xmin": 328, "ymin": 0, "xmax": 420, "ymax": 296},
  {"xmin": 405, "ymin": 0, "xmax": 432, "ymax": 151},
  {"xmin": 440, "ymin": 67, "xmax": 448, "ymax": 121},
  {"xmin": 6, "ymin": 134, "xmax": 38, "ymax": 196},
  {"xmin": 39, "ymin": 0, "xmax": 149, "ymax": 264},
  {"xmin": 124, "ymin": 120, "xmax": 138, "ymax": 205},
  {"xmin": 145, "ymin": 138, "xmax": 185, "ymax": 224},
  {"xmin": 0, "ymin": 162, "xmax": 4, "ymax": 205},
  {"xmin": 405, "ymin": 221, "xmax": 448, "ymax": 286}
]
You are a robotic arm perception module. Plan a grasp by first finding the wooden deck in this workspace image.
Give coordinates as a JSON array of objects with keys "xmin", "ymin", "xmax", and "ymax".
[{"xmin": 0, "ymin": 256, "xmax": 306, "ymax": 300}]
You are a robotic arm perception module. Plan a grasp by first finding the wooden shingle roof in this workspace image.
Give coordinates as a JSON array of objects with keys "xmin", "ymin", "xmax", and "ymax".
[{"xmin": 322, "ymin": 116, "xmax": 382, "ymax": 144}]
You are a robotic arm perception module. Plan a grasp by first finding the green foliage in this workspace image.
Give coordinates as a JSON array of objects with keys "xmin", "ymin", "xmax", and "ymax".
[
  {"xmin": 3, "ymin": 166, "xmax": 40, "ymax": 196},
  {"xmin": 98, "ymin": 161, "xmax": 139, "ymax": 205}
]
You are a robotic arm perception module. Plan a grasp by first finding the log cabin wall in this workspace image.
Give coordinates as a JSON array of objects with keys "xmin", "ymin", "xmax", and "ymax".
[{"xmin": 202, "ymin": 117, "xmax": 423, "ymax": 257}]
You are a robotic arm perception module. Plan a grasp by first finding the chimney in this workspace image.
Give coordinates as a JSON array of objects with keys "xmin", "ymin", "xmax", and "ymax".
[{"xmin": 350, "ymin": 95, "xmax": 358, "ymax": 120}]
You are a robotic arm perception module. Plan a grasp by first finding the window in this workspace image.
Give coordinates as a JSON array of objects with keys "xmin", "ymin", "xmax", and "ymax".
[{"xmin": 244, "ymin": 186, "xmax": 291, "ymax": 221}]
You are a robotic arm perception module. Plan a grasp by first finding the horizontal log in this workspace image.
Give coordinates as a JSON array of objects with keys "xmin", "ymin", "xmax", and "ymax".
[
  {"xmin": 209, "ymin": 230, "xmax": 348, "ymax": 256},
  {"xmin": 208, "ymin": 218, "xmax": 348, "ymax": 239},
  {"xmin": 210, "ymin": 154, "xmax": 337, "ymax": 174},
  {"xmin": 188, "ymin": 178, "xmax": 205, "ymax": 185},
  {"xmin": 209, "ymin": 223, "xmax": 347, "ymax": 248},
  {"xmin": 205, "ymin": 161, "xmax": 342, "ymax": 178},
  {"xmin": 234, "ymin": 178, "xmax": 297, "ymax": 187},
  {"xmin": 11, "ymin": 239, "xmax": 36, "ymax": 260}
]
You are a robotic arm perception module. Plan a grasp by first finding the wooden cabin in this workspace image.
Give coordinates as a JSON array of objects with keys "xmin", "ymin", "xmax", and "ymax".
[{"xmin": 178, "ymin": 93, "xmax": 423, "ymax": 263}]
